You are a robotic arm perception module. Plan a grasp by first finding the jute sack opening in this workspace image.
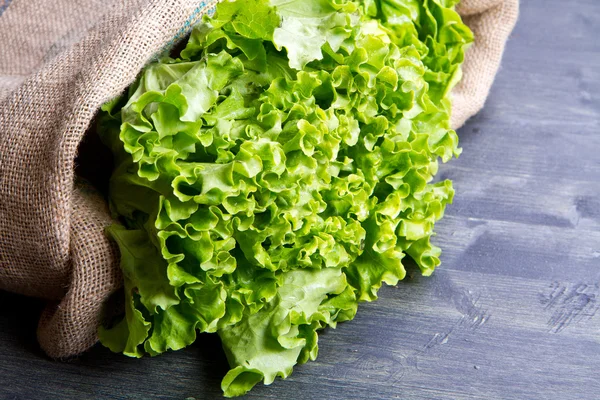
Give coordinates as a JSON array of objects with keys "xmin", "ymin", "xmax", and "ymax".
[{"xmin": 0, "ymin": 0, "xmax": 518, "ymax": 358}]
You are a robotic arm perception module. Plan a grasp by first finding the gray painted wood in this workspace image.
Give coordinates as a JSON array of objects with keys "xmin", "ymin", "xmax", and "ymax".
[{"xmin": 1, "ymin": 0, "xmax": 599, "ymax": 399}]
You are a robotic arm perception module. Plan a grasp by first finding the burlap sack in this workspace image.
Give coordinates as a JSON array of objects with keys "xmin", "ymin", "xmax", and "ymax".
[
  {"xmin": 0, "ymin": 0, "xmax": 518, "ymax": 358},
  {"xmin": 452, "ymin": 0, "xmax": 519, "ymax": 128}
]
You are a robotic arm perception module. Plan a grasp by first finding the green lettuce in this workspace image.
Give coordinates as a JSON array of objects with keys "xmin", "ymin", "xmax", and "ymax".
[{"xmin": 98, "ymin": 0, "xmax": 472, "ymax": 396}]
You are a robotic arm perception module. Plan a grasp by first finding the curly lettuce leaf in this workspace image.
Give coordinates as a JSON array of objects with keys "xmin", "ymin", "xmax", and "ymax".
[
  {"xmin": 271, "ymin": 0, "xmax": 359, "ymax": 69},
  {"xmin": 98, "ymin": 0, "xmax": 472, "ymax": 397},
  {"xmin": 98, "ymin": 276, "xmax": 151, "ymax": 358},
  {"xmin": 220, "ymin": 268, "xmax": 347, "ymax": 396}
]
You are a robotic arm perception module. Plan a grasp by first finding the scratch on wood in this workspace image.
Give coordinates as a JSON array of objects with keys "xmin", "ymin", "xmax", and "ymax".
[
  {"xmin": 423, "ymin": 330, "xmax": 453, "ymax": 352},
  {"xmin": 420, "ymin": 276, "xmax": 491, "ymax": 355},
  {"xmin": 539, "ymin": 281, "xmax": 600, "ymax": 333},
  {"xmin": 433, "ymin": 273, "xmax": 491, "ymax": 328},
  {"xmin": 331, "ymin": 350, "xmax": 406, "ymax": 384}
]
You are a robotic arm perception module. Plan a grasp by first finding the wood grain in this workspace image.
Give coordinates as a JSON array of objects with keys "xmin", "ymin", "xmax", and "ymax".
[{"xmin": 1, "ymin": 0, "xmax": 599, "ymax": 399}]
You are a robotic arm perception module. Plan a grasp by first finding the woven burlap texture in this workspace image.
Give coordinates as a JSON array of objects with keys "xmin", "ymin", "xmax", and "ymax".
[
  {"xmin": 452, "ymin": 0, "xmax": 519, "ymax": 128},
  {"xmin": 0, "ymin": 0, "xmax": 518, "ymax": 358}
]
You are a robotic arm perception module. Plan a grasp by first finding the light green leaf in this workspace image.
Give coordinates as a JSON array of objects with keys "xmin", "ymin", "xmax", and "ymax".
[{"xmin": 97, "ymin": 0, "xmax": 473, "ymax": 396}]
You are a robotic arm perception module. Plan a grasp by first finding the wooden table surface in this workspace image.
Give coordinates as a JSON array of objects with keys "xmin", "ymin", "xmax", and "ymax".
[{"xmin": 1, "ymin": 1, "xmax": 599, "ymax": 399}]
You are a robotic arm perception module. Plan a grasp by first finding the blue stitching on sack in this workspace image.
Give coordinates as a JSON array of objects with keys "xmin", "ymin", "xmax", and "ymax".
[{"xmin": 0, "ymin": 0, "xmax": 13, "ymax": 17}]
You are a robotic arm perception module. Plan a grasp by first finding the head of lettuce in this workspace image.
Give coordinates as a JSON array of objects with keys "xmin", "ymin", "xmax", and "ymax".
[{"xmin": 97, "ymin": 0, "xmax": 472, "ymax": 396}]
